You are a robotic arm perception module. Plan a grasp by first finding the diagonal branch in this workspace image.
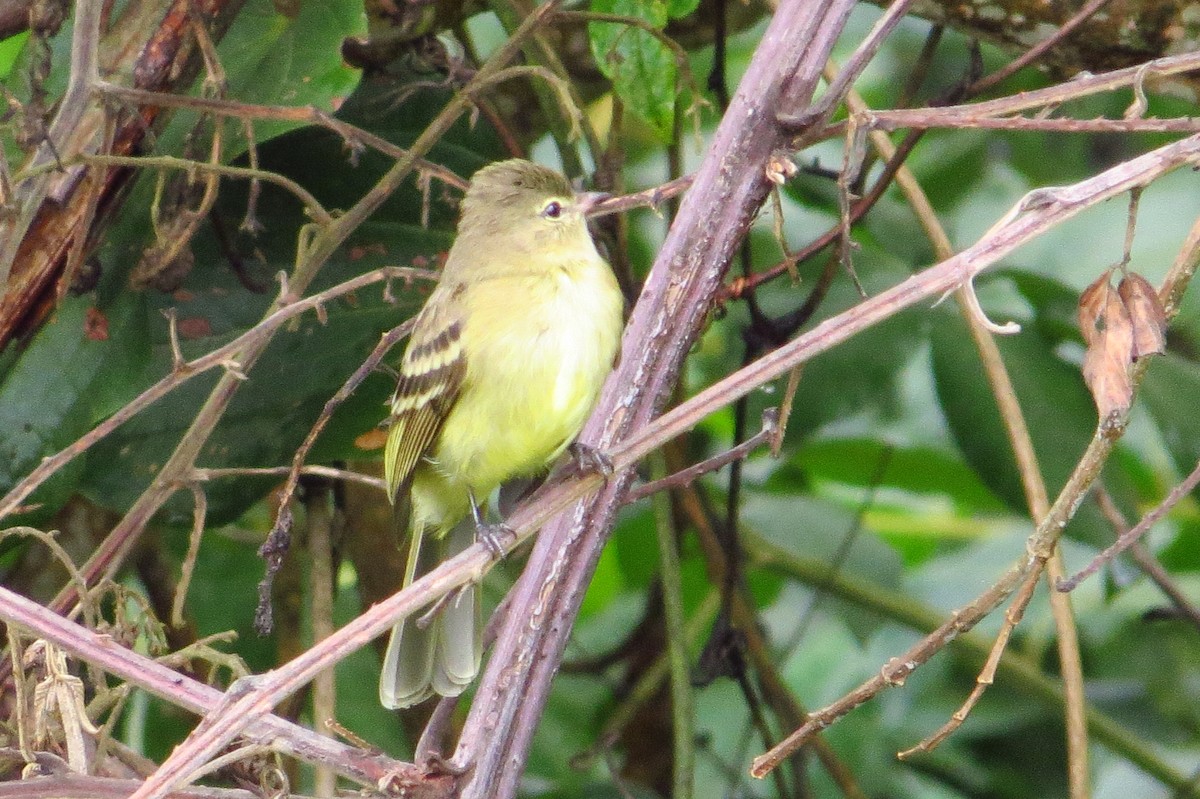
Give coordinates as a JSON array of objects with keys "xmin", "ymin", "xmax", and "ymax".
[
  {"xmin": 0, "ymin": 585, "xmax": 423, "ymax": 792},
  {"xmin": 46, "ymin": 125, "xmax": 1199, "ymax": 799}
]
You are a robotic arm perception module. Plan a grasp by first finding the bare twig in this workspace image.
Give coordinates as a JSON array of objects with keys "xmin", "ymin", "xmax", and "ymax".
[
  {"xmin": 1057, "ymin": 457, "xmax": 1200, "ymax": 592},
  {"xmin": 966, "ymin": 0, "xmax": 1114, "ymax": 95},
  {"xmin": 0, "ymin": 0, "xmax": 102, "ymax": 287},
  {"xmin": 1093, "ymin": 488, "xmax": 1200, "ymax": 632},
  {"xmin": 839, "ymin": 68, "xmax": 1088, "ymax": 786},
  {"xmin": 744, "ymin": 530, "xmax": 1192, "ymax": 793},
  {"xmin": 66, "ymin": 153, "xmax": 332, "ymax": 223},
  {"xmin": 898, "ymin": 567, "xmax": 1042, "ymax": 757},
  {"xmin": 192, "ymin": 465, "xmax": 385, "ymax": 491},
  {"xmin": 171, "ymin": 485, "xmax": 208, "ymax": 627},
  {"xmin": 92, "ymin": 82, "xmax": 468, "ymax": 192},
  {"xmin": 625, "ymin": 409, "xmax": 779, "ymax": 503},
  {"xmin": 1057, "ymin": 212, "xmax": 1200, "ymax": 594},
  {"xmin": 750, "ymin": 134, "xmax": 1200, "ymax": 780},
  {"xmin": 862, "ymin": 51, "xmax": 1200, "ymax": 134}
]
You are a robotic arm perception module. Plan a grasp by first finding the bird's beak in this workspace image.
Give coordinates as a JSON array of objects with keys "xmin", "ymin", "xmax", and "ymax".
[{"xmin": 575, "ymin": 191, "xmax": 612, "ymax": 216}]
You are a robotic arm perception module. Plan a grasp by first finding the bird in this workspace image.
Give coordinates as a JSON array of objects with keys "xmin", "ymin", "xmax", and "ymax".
[{"xmin": 378, "ymin": 159, "xmax": 625, "ymax": 709}]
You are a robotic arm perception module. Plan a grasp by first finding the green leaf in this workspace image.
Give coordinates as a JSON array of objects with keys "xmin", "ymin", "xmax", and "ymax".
[
  {"xmin": 794, "ymin": 438, "xmax": 1006, "ymax": 512},
  {"xmin": 1140, "ymin": 353, "xmax": 1200, "ymax": 489},
  {"xmin": 0, "ymin": 30, "xmax": 28, "ymax": 79},
  {"xmin": 929, "ymin": 310, "xmax": 1137, "ymax": 544},
  {"xmin": 664, "ymin": 0, "xmax": 701, "ymax": 19},
  {"xmin": 1004, "ymin": 269, "xmax": 1088, "ymax": 344},
  {"xmin": 191, "ymin": 0, "xmax": 362, "ymax": 154},
  {"xmin": 0, "ymin": 294, "xmax": 146, "ymax": 525},
  {"xmin": 589, "ymin": 0, "xmax": 678, "ymax": 139}
]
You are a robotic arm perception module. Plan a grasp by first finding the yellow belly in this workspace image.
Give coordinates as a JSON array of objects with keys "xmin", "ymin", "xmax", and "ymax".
[{"xmin": 410, "ymin": 257, "xmax": 622, "ymax": 534}]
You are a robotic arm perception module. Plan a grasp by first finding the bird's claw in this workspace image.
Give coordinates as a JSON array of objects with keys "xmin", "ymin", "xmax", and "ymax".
[
  {"xmin": 568, "ymin": 442, "xmax": 614, "ymax": 478},
  {"xmin": 477, "ymin": 522, "xmax": 514, "ymax": 561}
]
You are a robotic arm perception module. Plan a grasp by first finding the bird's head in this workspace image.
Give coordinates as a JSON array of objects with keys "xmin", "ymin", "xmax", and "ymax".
[{"xmin": 458, "ymin": 160, "xmax": 608, "ymax": 244}]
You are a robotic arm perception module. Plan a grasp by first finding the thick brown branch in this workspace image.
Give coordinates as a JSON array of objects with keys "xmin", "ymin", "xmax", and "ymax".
[{"xmin": 451, "ymin": 3, "xmax": 861, "ymax": 797}]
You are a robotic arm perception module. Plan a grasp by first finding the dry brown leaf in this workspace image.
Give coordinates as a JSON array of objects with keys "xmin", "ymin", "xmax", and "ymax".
[
  {"xmin": 1081, "ymin": 286, "xmax": 1135, "ymax": 418},
  {"xmin": 1118, "ymin": 272, "xmax": 1167, "ymax": 359},
  {"xmin": 1078, "ymin": 268, "xmax": 1114, "ymax": 346}
]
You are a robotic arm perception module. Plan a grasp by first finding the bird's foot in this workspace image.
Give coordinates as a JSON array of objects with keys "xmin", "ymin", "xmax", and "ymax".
[
  {"xmin": 468, "ymin": 492, "xmax": 514, "ymax": 560},
  {"xmin": 476, "ymin": 521, "xmax": 514, "ymax": 561},
  {"xmin": 568, "ymin": 442, "xmax": 614, "ymax": 478}
]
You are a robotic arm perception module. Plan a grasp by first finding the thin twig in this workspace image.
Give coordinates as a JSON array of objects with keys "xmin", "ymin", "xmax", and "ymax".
[
  {"xmin": 863, "ymin": 51, "xmax": 1200, "ymax": 133},
  {"xmin": 92, "ymin": 82, "xmax": 468, "ymax": 191},
  {"xmin": 966, "ymin": 0, "xmax": 1114, "ymax": 95},
  {"xmin": 743, "ymin": 531, "xmax": 1192, "ymax": 793},
  {"xmin": 898, "ymin": 567, "xmax": 1042, "ymax": 757},
  {"xmin": 71, "ymin": 153, "xmax": 332, "ymax": 224},
  {"xmin": 841, "ymin": 67, "xmax": 1088, "ymax": 785},
  {"xmin": 1093, "ymin": 488, "xmax": 1200, "ymax": 632},
  {"xmin": 750, "ymin": 135, "xmax": 1200, "ymax": 779},
  {"xmin": 171, "ymin": 485, "xmax": 208, "ymax": 627},
  {"xmin": 625, "ymin": 409, "xmax": 778, "ymax": 503},
  {"xmin": 1057, "ymin": 457, "xmax": 1200, "ymax": 592},
  {"xmin": 191, "ymin": 465, "xmax": 385, "ymax": 490}
]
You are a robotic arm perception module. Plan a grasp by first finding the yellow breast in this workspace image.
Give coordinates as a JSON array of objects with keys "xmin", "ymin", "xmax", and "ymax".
[{"xmin": 429, "ymin": 253, "xmax": 623, "ymax": 498}]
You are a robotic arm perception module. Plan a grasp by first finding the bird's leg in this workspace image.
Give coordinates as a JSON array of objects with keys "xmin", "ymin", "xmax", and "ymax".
[
  {"xmin": 468, "ymin": 490, "xmax": 513, "ymax": 560},
  {"xmin": 568, "ymin": 441, "xmax": 614, "ymax": 478}
]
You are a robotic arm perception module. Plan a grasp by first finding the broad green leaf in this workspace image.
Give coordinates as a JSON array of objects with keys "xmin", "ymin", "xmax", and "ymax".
[
  {"xmin": 791, "ymin": 438, "xmax": 1006, "ymax": 512},
  {"xmin": 932, "ymin": 311, "xmax": 1092, "ymax": 510},
  {"xmin": 589, "ymin": 0, "xmax": 678, "ymax": 139},
  {"xmin": 0, "ymin": 294, "xmax": 146, "ymax": 525},
  {"xmin": 181, "ymin": 0, "xmax": 362, "ymax": 154},
  {"xmin": 930, "ymin": 310, "xmax": 1139, "ymax": 544},
  {"xmin": 1140, "ymin": 353, "xmax": 1200, "ymax": 495},
  {"xmin": 0, "ymin": 30, "xmax": 28, "ymax": 79}
]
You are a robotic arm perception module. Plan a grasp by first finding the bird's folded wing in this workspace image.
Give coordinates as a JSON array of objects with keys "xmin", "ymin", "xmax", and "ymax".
[{"xmin": 384, "ymin": 297, "xmax": 467, "ymax": 500}]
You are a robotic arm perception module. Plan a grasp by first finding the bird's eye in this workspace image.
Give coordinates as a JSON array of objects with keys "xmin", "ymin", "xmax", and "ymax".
[{"xmin": 541, "ymin": 200, "xmax": 563, "ymax": 219}]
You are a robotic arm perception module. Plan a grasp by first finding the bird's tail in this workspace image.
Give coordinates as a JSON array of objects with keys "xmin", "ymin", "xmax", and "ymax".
[{"xmin": 379, "ymin": 516, "xmax": 481, "ymax": 710}]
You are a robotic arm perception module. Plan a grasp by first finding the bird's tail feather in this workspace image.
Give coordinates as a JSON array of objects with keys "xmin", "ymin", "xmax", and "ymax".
[
  {"xmin": 379, "ymin": 516, "xmax": 481, "ymax": 709},
  {"xmin": 432, "ymin": 518, "xmax": 482, "ymax": 696}
]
